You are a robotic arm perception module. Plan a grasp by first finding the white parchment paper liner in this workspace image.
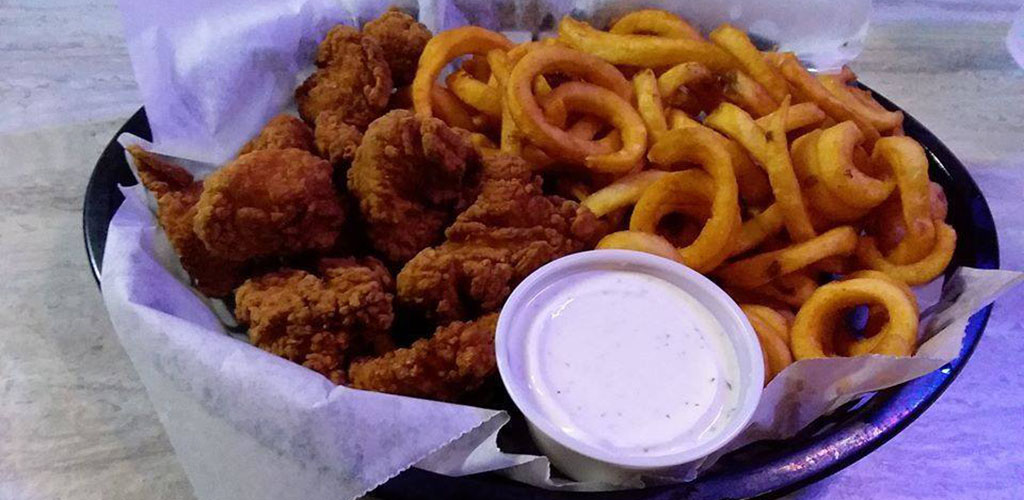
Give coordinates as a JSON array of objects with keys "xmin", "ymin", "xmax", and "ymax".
[{"xmin": 105, "ymin": 0, "xmax": 1022, "ymax": 498}]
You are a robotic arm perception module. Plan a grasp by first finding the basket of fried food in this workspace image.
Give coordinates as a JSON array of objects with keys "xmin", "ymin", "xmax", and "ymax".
[{"xmin": 127, "ymin": 6, "xmax": 955, "ymax": 400}]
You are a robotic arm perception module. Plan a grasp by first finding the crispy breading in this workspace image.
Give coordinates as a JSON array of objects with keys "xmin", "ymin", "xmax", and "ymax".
[
  {"xmin": 236, "ymin": 257, "xmax": 395, "ymax": 384},
  {"xmin": 347, "ymin": 110, "xmax": 490, "ymax": 264},
  {"xmin": 314, "ymin": 109, "xmax": 364, "ymax": 167},
  {"xmin": 396, "ymin": 159, "xmax": 600, "ymax": 322},
  {"xmin": 348, "ymin": 313, "xmax": 497, "ymax": 401},
  {"xmin": 238, "ymin": 114, "xmax": 315, "ymax": 156},
  {"xmin": 194, "ymin": 148, "xmax": 345, "ymax": 261},
  {"xmin": 128, "ymin": 145, "xmax": 244, "ymax": 296},
  {"xmin": 296, "ymin": 25, "xmax": 392, "ymax": 128},
  {"xmin": 363, "ymin": 7, "xmax": 432, "ymax": 86}
]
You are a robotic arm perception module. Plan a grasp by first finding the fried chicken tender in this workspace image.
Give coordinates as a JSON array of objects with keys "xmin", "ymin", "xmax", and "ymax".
[
  {"xmin": 128, "ymin": 145, "xmax": 244, "ymax": 296},
  {"xmin": 238, "ymin": 114, "xmax": 315, "ymax": 155},
  {"xmin": 296, "ymin": 25, "xmax": 392, "ymax": 128},
  {"xmin": 348, "ymin": 109, "xmax": 496, "ymax": 264},
  {"xmin": 396, "ymin": 159, "xmax": 601, "ymax": 322},
  {"xmin": 194, "ymin": 148, "xmax": 345, "ymax": 261},
  {"xmin": 314, "ymin": 109, "xmax": 364, "ymax": 167},
  {"xmin": 363, "ymin": 7, "xmax": 432, "ymax": 86},
  {"xmin": 236, "ymin": 257, "xmax": 395, "ymax": 384},
  {"xmin": 348, "ymin": 313, "xmax": 498, "ymax": 401}
]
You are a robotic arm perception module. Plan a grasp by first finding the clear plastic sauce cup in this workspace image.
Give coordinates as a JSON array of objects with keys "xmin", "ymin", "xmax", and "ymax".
[{"xmin": 496, "ymin": 250, "xmax": 764, "ymax": 482}]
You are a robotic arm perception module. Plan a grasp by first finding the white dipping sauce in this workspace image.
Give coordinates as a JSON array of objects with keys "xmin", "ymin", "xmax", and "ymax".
[{"xmin": 523, "ymin": 269, "xmax": 741, "ymax": 458}]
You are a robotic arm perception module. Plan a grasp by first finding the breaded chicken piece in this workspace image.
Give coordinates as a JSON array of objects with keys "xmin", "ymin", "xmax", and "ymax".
[
  {"xmin": 363, "ymin": 8, "xmax": 431, "ymax": 86},
  {"xmin": 194, "ymin": 148, "xmax": 344, "ymax": 261},
  {"xmin": 396, "ymin": 159, "xmax": 602, "ymax": 322},
  {"xmin": 296, "ymin": 25, "xmax": 392, "ymax": 128},
  {"xmin": 238, "ymin": 114, "xmax": 315, "ymax": 155},
  {"xmin": 314, "ymin": 109, "xmax": 363, "ymax": 168},
  {"xmin": 128, "ymin": 145, "xmax": 244, "ymax": 296},
  {"xmin": 236, "ymin": 257, "xmax": 395, "ymax": 384},
  {"xmin": 348, "ymin": 313, "xmax": 498, "ymax": 401},
  {"xmin": 348, "ymin": 110, "xmax": 492, "ymax": 264}
]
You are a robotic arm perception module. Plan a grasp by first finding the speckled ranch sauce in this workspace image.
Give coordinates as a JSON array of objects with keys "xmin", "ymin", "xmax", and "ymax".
[{"xmin": 523, "ymin": 269, "xmax": 742, "ymax": 457}]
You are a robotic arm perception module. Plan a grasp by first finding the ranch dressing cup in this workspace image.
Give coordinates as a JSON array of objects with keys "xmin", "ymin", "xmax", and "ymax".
[{"xmin": 496, "ymin": 250, "xmax": 764, "ymax": 483}]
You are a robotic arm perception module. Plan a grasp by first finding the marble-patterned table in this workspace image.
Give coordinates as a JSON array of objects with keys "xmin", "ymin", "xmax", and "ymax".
[{"xmin": 1, "ymin": 1, "xmax": 1022, "ymax": 499}]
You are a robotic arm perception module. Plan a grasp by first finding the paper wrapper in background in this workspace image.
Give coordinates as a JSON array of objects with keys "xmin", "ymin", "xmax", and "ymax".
[{"xmin": 105, "ymin": 0, "xmax": 1022, "ymax": 499}]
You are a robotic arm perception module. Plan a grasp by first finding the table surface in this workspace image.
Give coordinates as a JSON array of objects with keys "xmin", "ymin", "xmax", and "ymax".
[{"xmin": 2, "ymin": 1, "xmax": 1023, "ymax": 499}]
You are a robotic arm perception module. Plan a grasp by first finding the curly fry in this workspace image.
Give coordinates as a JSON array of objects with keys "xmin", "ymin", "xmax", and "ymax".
[
  {"xmin": 485, "ymin": 49, "xmax": 523, "ymax": 155},
  {"xmin": 791, "ymin": 129, "xmax": 870, "ymax": 224},
  {"xmin": 536, "ymin": 82, "xmax": 645, "ymax": 172},
  {"xmin": 460, "ymin": 55, "xmax": 491, "ymax": 81},
  {"xmin": 413, "ymin": 26, "xmax": 514, "ymax": 118},
  {"xmin": 610, "ymin": 9, "xmax": 704, "ymax": 41},
  {"xmin": 633, "ymin": 69, "xmax": 669, "ymax": 142},
  {"xmin": 722, "ymin": 70, "xmax": 777, "ymax": 117},
  {"xmin": 566, "ymin": 115, "xmax": 604, "ymax": 139},
  {"xmin": 630, "ymin": 170, "xmax": 715, "ymax": 233},
  {"xmin": 831, "ymin": 270, "xmax": 919, "ymax": 355},
  {"xmin": 657, "ymin": 62, "xmax": 714, "ymax": 103},
  {"xmin": 929, "ymin": 182, "xmax": 948, "ymax": 221},
  {"xmin": 430, "ymin": 84, "xmax": 477, "ymax": 130},
  {"xmin": 507, "ymin": 38, "xmax": 564, "ymax": 64},
  {"xmin": 716, "ymin": 226, "xmax": 858, "ymax": 289},
  {"xmin": 753, "ymin": 272, "xmax": 819, "ymax": 308},
  {"xmin": 744, "ymin": 304, "xmax": 793, "ymax": 344},
  {"xmin": 710, "ymin": 24, "xmax": 788, "ymax": 103},
  {"xmin": 791, "ymin": 277, "xmax": 919, "ymax": 359},
  {"xmin": 664, "ymin": 108, "xmax": 772, "ymax": 206},
  {"xmin": 558, "ymin": 17, "xmax": 739, "ymax": 71},
  {"xmin": 819, "ymin": 75, "xmax": 903, "ymax": 133},
  {"xmin": 731, "ymin": 203, "xmax": 785, "ymax": 257},
  {"xmin": 582, "ymin": 170, "xmax": 670, "ymax": 217},
  {"xmin": 742, "ymin": 304, "xmax": 794, "ymax": 384},
  {"xmin": 506, "ymin": 47, "xmax": 643, "ymax": 172},
  {"xmin": 774, "ymin": 52, "xmax": 881, "ymax": 149},
  {"xmin": 667, "ymin": 108, "xmax": 701, "ymax": 130},
  {"xmin": 816, "ymin": 121, "xmax": 895, "ymax": 209},
  {"xmin": 755, "ymin": 102, "xmax": 826, "ymax": 132},
  {"xmin": 706, "ymin": 100, "xmax": 816, "ymax": 241},
  {"xmin": 445, "ymin": 69, "xmax": 502, "ymax": 117},
  {"xmin": 871, "ymin": 137, "xmax": 936, "ymax": 264},
  {"xmin": 856, "ymin": 222, "xmax": 956, "ymax": 285},
  {"xmin": 646, "ymin": 127, "xmax": 742, "ymax": 272},
  {"xmin": 597, "ymin": 230, "xmax": 683, "ymax": 262}
]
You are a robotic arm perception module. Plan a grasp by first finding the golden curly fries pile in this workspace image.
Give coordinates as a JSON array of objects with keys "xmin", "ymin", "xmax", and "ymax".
[{"xmin": 412, "ymin": 10, "xmax": 956, "ymax": 383}]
